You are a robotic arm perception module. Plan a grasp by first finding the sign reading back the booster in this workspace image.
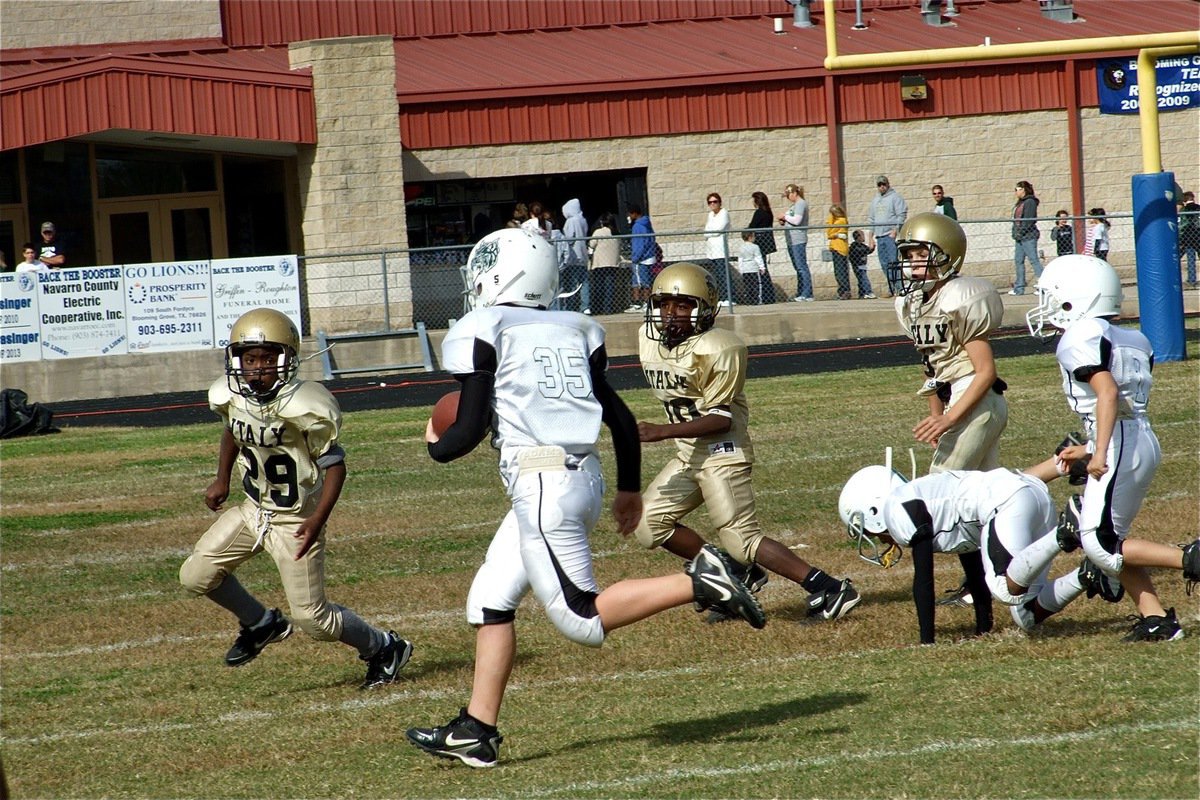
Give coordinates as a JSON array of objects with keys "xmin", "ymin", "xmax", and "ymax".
[{"xmin": 1097, "ymin": 56, "xmax": 1200, "ymax": 114}]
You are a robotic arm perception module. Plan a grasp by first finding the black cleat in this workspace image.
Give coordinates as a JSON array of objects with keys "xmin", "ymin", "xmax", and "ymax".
[
  {"xmin": 705, "ymin": 561, "xmax": 768, "ymax": 623},
  {"xmin": 225, "ymin": 608, "xmax": 292, "ymax": 667},
  {"xmin": 1056, "ymin": 494, "xmax": 1083, "ymax": 553},
  {"xmin": 406, "ymin": 708, "xmax": 502, "ymax": 768},
  {"xmin": 1123, "ymin": 608, "xmax": 1184, "ymax": 642},
  {"xmin": 1182, "ymin": 540, "xmax": 1200, "ymax": 596},
  {"xmin": 361, "ymin": 631, "xmax": 413, "ymax": 689},
  {"xmin": 687, "ymin": 545, "xmax": 766, "ymax": 629},
  {"xmin": 1077, "ymin": 557, "xmax": 1124, "ymax": 603},
  {"xmin": 935, "ymin": 580, "xmax": 974, "ymax": 608},
  {"xmin": 805, "ymin": 579, "xmax": 862, "ymax": 620}
]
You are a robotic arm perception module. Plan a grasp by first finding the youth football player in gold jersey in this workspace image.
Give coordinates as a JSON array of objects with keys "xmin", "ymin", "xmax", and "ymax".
[
  {"xmin": 891, "ymin": 213, "xmax": 1008, "ymax": 615},
  {"xmin": 634, "ymin": 262, "xmax": 861, "ymax": 621},
  {"xmin": 179, "ymin": 308, "xmax": 413, "ymax": 688}
]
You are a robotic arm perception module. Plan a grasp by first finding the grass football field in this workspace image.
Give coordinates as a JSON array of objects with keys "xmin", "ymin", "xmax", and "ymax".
[{"xmin": 2, "ymin": 337, "xmax": 1198, "ymax": 798}]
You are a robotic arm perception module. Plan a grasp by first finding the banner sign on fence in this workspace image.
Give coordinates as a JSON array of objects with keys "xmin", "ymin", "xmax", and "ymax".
[
  {"xmin": 0, "ymin": 255, "xmax": 300, "ymax": 364},
  {"xmin": 211, "ymin": 255, "xmax": 302, "ymax": 347},
  {"xmin": 123, "ymin": 261, "xmax": 215, "ymax": 353},
  {"xmin": 0, "ymin": 271, "xmax": 43, "ymax": 363},
  {"xmin": 1097, "ymin": 55, "xmax": 1200, "ymax": 114},
  {"xmin": 38, "ymin": 266, "xmax": 128, "ymax": 359}
]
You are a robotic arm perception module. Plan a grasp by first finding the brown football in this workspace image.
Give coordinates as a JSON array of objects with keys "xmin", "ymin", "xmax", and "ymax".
[{"xmin": 430, "ymin": 390, "xmax": 461, "ymax": 437}]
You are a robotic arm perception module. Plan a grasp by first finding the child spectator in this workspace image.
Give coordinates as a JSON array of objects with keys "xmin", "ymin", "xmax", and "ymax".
[
  {"xmin": 736, "ymin": 230, "xmax": 770, "ymax": 305},
  {"xmin": 1085, "ymin": 208, "xmax": 1110, "ymax": 262},
  {"xmin": 1051, "ymin": 210, "xmax": 1074, "ymax": 257},
  {"xmin": 848, "ymin": 230, "xmax": 877, "ymax": 299}
]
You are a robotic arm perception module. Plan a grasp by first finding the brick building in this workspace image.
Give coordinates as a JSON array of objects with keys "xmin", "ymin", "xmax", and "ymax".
[{"xmin": 2, "ymin": 0, "xmax": 1197, "ymax": 333}]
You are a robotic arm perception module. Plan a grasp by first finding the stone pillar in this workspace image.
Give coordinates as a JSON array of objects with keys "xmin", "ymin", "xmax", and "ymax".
[{"xmin": 289, "ymin": 36, "xmax": 409, "ymax": 334}]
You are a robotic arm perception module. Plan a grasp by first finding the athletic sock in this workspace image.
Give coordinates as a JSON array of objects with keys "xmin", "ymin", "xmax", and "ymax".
[
  {"xmin": 206, "ymin": 575, "xmax": 268, "ymax": 628},
  {"xmin": 801, "ymin": 568, "xmax": 838, "ymax": 594},
  {"xmin": 337, "ymin": 606, "xmax": 385, "ymax": 656}
]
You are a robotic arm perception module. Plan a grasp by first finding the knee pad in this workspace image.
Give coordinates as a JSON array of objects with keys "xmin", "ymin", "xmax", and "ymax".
[
  {"xmin": 634, "ymin": 513, "xmax": 676, "ymax": 550},
  {"xmin": 1081, "ymin": 528, "xmax": 1123, "ymax": 577},
  {"xmin": 179, "ymin": 555, "xmax": 224, "ymax": 596},
  {"xmin": 985, "ymin": 574, "xmax": 1027, "ymax": 607},
  {"xmin": 289, "ymin": 602, "xmax": 343, "ymax": 642},
  {"xmin": 716, "ymin": 527, "xmax": 763, "ymax": 565}
]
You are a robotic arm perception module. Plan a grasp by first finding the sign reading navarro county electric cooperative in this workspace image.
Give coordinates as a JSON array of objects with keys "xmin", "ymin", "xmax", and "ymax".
[
  {"xmin": 37, "ymin": 267, "xmax": 128, "ymax": 359},
  {"xmin": 123, "ymin": 260, "xmax": 214, "ymax": 352},
  {"xmin": 0, "ymin": 271, "xmax": 43, "ymax": 362},
  {"xmin": 210, "ymin": 255, "xmax": 301, "ymax": 347},
  {"xmin": 1097, "ymin": 55, "xmax": 1200, "ymax": 114}
]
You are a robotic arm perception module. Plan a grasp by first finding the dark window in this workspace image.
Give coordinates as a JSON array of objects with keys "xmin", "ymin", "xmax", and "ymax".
[{"xmin": 96, "ymin": 146, "xmax": 216, "ymax": 198}]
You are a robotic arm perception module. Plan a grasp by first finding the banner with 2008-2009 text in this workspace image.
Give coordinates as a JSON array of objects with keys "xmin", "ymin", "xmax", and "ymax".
[
  {"xmin": 0, "ymin": 256, "xmax": 300, "ymax": 364},
  {"xmin": 1096, "ymin": 55, "xmax": 1200, "ymax": 114}
]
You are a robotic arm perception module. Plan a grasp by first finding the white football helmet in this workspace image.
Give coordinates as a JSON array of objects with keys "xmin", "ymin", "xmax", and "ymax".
[
  {"xmin": 225, "ymin": 308, "xmax": 300, "ymax": 402},
  {"xmin": 838, "ymin": 465, "xmax": 909, "ymax": 568},
  {"xmin": 464, "ymin": 228, "xmax": 559, "ymax": 310},
  {"xmin": 1026, "ymin": 254, "xmax": 1123, "ymax": 339}
]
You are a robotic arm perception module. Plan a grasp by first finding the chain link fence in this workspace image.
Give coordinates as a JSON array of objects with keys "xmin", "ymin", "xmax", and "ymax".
[{"xmin": 297, "ymin": 212, "xmax": 1140, "ymax": 336}]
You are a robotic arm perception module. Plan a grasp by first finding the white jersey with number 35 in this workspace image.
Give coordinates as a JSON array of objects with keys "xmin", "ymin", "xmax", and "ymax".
[
  {"xmin": 441, "ymin": 305, "xmax": 606, "ymax": 482},
  {"xmin": 1055, "ymin": 317, "xmax": 1153, "ymax": 440}
]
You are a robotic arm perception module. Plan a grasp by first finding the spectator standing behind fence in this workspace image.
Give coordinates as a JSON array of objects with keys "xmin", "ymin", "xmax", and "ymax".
[
  {"xmin": 736, "ymin": 231, "xmax": 771, "ymax": 305},
  {"xmin": 561, "ymin": 198, "xmax": 589, "ymax": 313},
  {"xmin": 1009, "ymin": 180, "xmax": 1042, "ymax": 295},
  {"xmin": 626, "ymin": 205, "xmax": 656, "ymax": 313},
  {"xmin": 521, "ymin": 202, "xmax": 552, "ymax": 239},
  {"xmin": 702, "ymin": 192, "xmax": 732, "ymax": 306},
  {"xmin": 931, "ymin": 185, "xmax": 957, "ymax": 219},
  {"xmin": 1084, "ymin": 208, "xmax": 1110, "ymax": 263},
  {"xmin": 37, "ymin": 221, "xmax": 66, "ymax": 268},
  {"xmin": 778, "ymin": 184, "xmax": 812, "ymax": 302},
  {"xmin": 747, "ymin": 192, "xmax": 777, "ymax": 304},
  {"xmin": 1051, "ymin": 210, "xmax": 1074, "ymax": 257},
  {"xmin": 16, "ymin": 243, "xmax": 48, "ymax": 273},
  {"xmin": 826, "ymin": 205, "xmax": 851, "ymax": 300},
  {"xmin": 848, "ymin": 230, "xmax": 877, "ymax": 299},
  {"xmin": 588, "ymin": 212, "xmax": 622, "ymax": 315},
  {"xmin": 866, "ymin": 176, "xmax": 907, "ymax": 296},
  {"xmin": 1180, "ymin": 191, "xmax": 1200, "ymax": 287},
  {"xmin": 507, "ymin": 203, "xmax": 529, "ymax": 229}
]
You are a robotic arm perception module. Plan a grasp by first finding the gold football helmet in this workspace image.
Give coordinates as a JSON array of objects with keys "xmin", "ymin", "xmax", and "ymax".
[
  {"xmin": 891, "ymin": 212, "xmax": 967, "ymax": 296},
  {"xmin": 647, "ymin": 262, "xmax": 719, "ymax": 347},
  {"xmin": 225, "ymin": 308, "xmax": 301, "ymax": 401}
]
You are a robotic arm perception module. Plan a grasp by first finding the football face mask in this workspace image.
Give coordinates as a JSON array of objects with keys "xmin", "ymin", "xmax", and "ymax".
[
  {"xmin": 646, "ymin": 262, "xmax": 719, "ymax": 348},
  {"xmin": 889, "ymin": 212, "xmax": 967, "ymax": 297},
  {"xmin": 1026, "ymin": 254, "xmax": 1123, "ymax": 339},
  {"xmin": 225, "ymin": 308, "xmax": 300, "ymax": 402}
]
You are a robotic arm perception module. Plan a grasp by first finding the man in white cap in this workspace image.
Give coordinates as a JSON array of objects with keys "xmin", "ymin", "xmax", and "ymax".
[
  {"xmin": 38, "ymin": 222, "xmax": 66, "ymax": 268},
  {"xmin": 866, "ymin": 176, "xmax": 907, "ymax": 296}
]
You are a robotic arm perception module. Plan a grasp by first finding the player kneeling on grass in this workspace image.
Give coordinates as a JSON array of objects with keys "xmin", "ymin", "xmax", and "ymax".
[
  {"xmin": 839, "ymin": 449, "xmax": 1128, "ymax": 645},
  {"xmin": 179, "ymin": 308, "xmax": 413, "ymax": 688},
  {"xmin": 1027, "ymin": 254, "xmax": 1200, "ymax": 641},
  {"xmin": 634, "ymin": 262, "xmax": 860, "ymax": 623},
  {"xmin": 406, "ymin": 229, "xmax": 765, "ymax": 769}
]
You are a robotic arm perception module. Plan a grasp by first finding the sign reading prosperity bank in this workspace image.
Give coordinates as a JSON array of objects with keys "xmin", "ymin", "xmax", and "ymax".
[
  {"xmin": 123, "ymin": 260, "xmax": 214, "ymax": 352},
  {"xmin": 38, "ymin": 266, "xmax": 128, "ymax": 359},
  {"xmin": 1096, "ymin": 55, "xmax": 1200, "ymax": 114},
  {"xmin": 0, "ymin": 256, "xmax": 300, "ymax": 364}
]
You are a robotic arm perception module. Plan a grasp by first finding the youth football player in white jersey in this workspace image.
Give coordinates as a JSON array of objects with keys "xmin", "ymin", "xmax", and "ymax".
[
  {"xmin": 634, "ymin": 262, "xmax": 860, "ymax": 622},
  {"xmin": 1028, "ymin": 254, "xmax": 1199, "ymax": 641},
  {"xmin": 838, "ymin": 455, "xmax": 1119, "ymax": 644},
  {"xmin": 179, "ymin": 308, "xmax": 414, "ymax": 687},
  {"xmin": 405, "ymin": 229, "xmax": 765, "ymax": 768},
  {"xmin": 892, "ymin": 213, "xmax": 1009, "ymax": 613}
]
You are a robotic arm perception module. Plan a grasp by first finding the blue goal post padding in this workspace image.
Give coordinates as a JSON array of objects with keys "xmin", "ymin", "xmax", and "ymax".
[{"xmin": 1132, "ymin": 171, "xmax": 1187, "ymax": 362}]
